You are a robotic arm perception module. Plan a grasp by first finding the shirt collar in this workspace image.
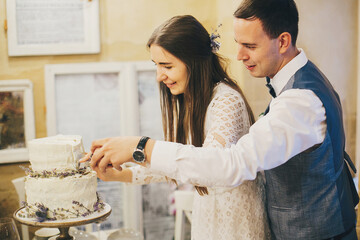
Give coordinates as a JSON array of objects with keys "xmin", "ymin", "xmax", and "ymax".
[{"xmin": 269, "ymin": 48, "xmax": 308, "ymax": 96}]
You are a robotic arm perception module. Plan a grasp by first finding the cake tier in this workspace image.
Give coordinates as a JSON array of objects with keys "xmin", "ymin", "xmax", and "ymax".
[
  {"xmin": 28, "ymin": 135, "xmax": 84, "ymax": 171},
  {"xmin": 25, "ymin": 171, "xmax": 98, "ymax": 219}
]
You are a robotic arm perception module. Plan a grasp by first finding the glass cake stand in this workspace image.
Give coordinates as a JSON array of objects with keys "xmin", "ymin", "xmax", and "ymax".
[{"xmin": 13, "ymin": 203, "xmax": 111, "ymax": 240}]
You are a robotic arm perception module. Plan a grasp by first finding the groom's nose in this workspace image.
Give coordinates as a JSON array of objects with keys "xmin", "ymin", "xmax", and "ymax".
[{"xmin": 236, "ymin": 45, "xmax": 249, "ymax": 62}]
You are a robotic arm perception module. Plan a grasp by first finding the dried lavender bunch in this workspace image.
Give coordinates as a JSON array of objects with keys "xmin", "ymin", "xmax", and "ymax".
[
  {"xmin": 19, "ymin": 166, "xmax": 92, "ymax": 178},
  {"xmin": 20, "ymin": 195, "xmax": 105, "ymax": 221}
]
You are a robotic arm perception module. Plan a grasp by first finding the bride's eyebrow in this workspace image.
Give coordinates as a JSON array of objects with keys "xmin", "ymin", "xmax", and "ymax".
[{"xmin": 151, "ymin": 60, "xmax": 172, "ymax": 65}]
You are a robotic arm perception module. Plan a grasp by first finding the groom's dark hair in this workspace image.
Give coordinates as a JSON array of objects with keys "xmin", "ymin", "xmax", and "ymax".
[{"xmin": 234, "ymin": 0, "xmax": 299, "ymax": 46}]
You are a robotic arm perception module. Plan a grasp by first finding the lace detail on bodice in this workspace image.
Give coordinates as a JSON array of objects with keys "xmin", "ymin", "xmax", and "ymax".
[
  {"xmin": 203, "ymin": 83, "xmax": 250, "ymax": 149},
  {"xmin": 128, "ymin": 83, "xmax": 270, "ymax": 239}
]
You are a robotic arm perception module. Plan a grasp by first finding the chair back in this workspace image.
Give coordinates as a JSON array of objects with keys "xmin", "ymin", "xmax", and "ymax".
[
  {"xmin": 12, "ymin": 176, "xmax": 30, "ymax": 240},
  {"xmin": 174, "ymin": 190, "xmax": 194, "ymax": 240}
]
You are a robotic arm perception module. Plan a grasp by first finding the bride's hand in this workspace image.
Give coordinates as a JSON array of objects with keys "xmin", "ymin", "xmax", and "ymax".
[
  {"xmin": 90, "ymin": 136, "xmax": 139, "ymax": 172},
  {"xmin": 92, "ymin": 165, "xmax": 132, "ymax": 182}
]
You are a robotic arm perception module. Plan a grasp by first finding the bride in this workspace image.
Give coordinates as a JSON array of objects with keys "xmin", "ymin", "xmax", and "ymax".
[{"xmin": 86, "ymin": 15, "xmax": 270, "ymax": 240}]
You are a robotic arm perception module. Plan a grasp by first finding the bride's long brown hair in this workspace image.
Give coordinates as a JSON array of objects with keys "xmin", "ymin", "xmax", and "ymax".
[{"xmin": 147, "ymin": 15, "xmax": 254, "ymax": 195}]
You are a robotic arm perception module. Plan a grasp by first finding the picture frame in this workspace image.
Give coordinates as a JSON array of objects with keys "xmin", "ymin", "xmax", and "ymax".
[
  {"xmin": 6, "ymin": 0, "xmax": 100, "ymax": 56},
  {"xmin": 44, "ymin": 61, "xmax": 138, "ymax": 140},
  {"xmin": 0, "ymin": 79, "xmax": 35, "ymax": 164},
  {"xmin": 45, "ymin": 61, "xmax": 158, "ymax": 233}
]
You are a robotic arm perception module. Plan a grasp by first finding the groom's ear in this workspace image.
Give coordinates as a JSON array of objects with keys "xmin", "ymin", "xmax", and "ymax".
[{"xmin": 278, "ymin": 32, "xmax": 292, "ymax": 54}]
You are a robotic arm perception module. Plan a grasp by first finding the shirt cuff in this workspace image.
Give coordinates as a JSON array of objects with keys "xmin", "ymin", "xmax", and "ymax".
[{"xmin": 150, "ymin": 140, "xmax": 178, "ymax": 175}]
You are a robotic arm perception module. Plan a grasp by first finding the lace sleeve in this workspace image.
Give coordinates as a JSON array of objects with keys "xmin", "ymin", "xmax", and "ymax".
[
  {"xmin": 128, "ymin": 165, "xmax": 168, "ymax": 184},
  {"xmin": 203, "ymin": 91, "xmax": 250, "ymax": 148}
]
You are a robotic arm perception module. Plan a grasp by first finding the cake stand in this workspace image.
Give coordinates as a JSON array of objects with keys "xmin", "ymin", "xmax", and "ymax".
[{"xmin": 13, "ymin": 203, "xmax": 111, "ymax": 240}]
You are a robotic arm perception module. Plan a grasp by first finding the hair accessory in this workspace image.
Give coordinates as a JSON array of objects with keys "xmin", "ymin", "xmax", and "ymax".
[{"xmin": 210, "ymin": 23, "xmax": 222, "ymax": 53}]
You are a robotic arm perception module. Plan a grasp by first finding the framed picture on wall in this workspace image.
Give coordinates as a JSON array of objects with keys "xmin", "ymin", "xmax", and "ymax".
[
  {"xmin": 0, "ymin": 79, "xmax": 35, "ymax": 164},
  {"xmin": 6, "ymin": 0, "xmax": 100, "ymax": 56},
  {"xmin": 44, "ymin": 61, "xmax": 146, "ymax": 233},
  {"xmin": 44, "ymin": 62, "xmax": 139, "ymax": 141}
]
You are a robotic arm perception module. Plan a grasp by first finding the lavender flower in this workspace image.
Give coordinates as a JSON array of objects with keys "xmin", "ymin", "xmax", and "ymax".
[
  {"xmin": 93, "ymin": 194, "xmax": 105, "ymax": 212},
  {"xmin": 34, "ymin": 203, "xmax": 48, "ymax": 222},
  {"xmin": 210, "ymin": 24, "xmax": 222, "ymax": 53}
]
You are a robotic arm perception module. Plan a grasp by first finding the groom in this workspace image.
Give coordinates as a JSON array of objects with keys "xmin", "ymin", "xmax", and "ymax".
[{"xmin": 84, "ymin": 0, "xmax": 358, "ymax": 239}]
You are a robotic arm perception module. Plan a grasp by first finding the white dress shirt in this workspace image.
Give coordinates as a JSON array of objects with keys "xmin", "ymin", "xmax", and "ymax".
[{"xmin": 150, "ymin": 49, "xmax": 327, "ymax": 187}]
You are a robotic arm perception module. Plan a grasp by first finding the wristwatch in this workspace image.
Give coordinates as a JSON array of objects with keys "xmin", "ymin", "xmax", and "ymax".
[{"xmin": 132, "ymin": 136, "xmax": 150, "ymax": 163}]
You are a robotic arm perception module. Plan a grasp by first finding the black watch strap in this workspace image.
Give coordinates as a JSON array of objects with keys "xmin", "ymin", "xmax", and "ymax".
[{"xmin": 137, "ymin": 136, "xmax": 150, "ymax": 150}]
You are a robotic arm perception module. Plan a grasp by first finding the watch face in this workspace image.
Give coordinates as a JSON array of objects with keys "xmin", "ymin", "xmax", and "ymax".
[{"xmin": 133, "ymin": 150, "xmax": 145, "ymax": 162}]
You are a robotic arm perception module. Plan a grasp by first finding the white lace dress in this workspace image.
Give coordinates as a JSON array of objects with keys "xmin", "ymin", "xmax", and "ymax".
[{"xmin": 129, "ymin": 83, "xmax": 270, "ymax": 240}]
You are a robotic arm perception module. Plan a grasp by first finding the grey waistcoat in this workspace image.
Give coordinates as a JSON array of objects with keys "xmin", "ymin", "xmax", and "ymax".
[{"xmin": 264, "ymin": 61, "xmax": 357, "ymax": 240}]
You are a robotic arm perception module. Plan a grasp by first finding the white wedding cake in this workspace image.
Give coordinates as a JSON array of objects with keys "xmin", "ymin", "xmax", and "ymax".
[{"xmin": 21, "ymin": 135, "xmax": 103, "ymax": 221}]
